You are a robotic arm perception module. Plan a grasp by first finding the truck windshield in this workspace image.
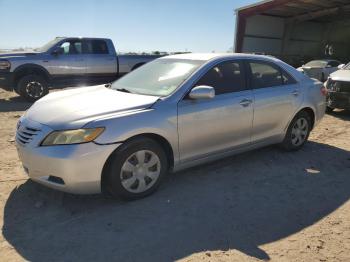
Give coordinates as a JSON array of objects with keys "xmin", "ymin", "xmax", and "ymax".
[
  {"xmin": 111, "ymin": 59, "xmax": 204, "ymax": 97},
  {"xmin": 34, "ymin": 38, "xmax": 64, "ymax": 52},
  {"xmin": 344, "ymin": 63, "xmax": 350, "ymax": 70}
]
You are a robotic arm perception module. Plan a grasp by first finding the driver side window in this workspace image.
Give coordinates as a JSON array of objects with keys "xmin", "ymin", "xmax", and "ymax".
[
  {"xmin": 58, "ymin": 41, "xmax": 82, "ymax": 55},
  {"xmin": 195, "ymin": 61, "xmax": 246, "ymax": 95}
]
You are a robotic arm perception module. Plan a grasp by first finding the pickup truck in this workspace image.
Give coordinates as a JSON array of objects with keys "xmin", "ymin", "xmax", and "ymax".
[{"xmin": 0, "ymin": 37, "xmax": 162, "ymax": 101}]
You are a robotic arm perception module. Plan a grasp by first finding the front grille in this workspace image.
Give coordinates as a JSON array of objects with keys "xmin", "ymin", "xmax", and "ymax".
[
  {"xmin": 328, "ymin": 80, "xmax": 350, "ymax": 93},
  {"xmin": 16, "ymin": 126, "xmax": 41, "ymax": 146}
]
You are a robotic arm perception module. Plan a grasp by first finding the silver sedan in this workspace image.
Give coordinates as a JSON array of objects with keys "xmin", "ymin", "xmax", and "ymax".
[{"xmin": 16, "ymin": 53, "xmax": 326, "ymax": 199}]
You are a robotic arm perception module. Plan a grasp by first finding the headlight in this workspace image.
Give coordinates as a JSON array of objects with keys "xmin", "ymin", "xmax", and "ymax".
[
  {"xmin": 0, "ymin": 60, "xmax": 11, "ymax": 70},
  {"xmin": 41, "ymin": 127, "xmax": 104, "ymax": 146}
]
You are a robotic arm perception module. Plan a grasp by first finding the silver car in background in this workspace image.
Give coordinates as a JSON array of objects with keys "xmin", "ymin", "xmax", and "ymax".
[
  {"xmin": 297, "ymin": 59, "xmax": 342, "ymax": 82},
  {"xmin": 16, "ymin": 53, "xmax": 326, "ymax": 199}
]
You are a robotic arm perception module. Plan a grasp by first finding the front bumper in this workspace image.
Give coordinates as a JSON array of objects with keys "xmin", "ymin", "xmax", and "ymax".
[
  {"xmin": 0, "ymin": 71, "xmax": 14, "ymax": 91},
  {"xmin": 15, "ymin": 117, "xmax": 121, "ymax": 194},
  {"xmin": 327, "ymin": 92, "xmax": 350, "ymax": 110}
]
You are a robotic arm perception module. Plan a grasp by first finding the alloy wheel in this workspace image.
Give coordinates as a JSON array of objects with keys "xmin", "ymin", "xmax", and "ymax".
[
  {"xmin": 291, "ymin": 117, "xmax": 309, "ymax": 146},
  {"xmin": 25, "ymin": 81, "xmax": 44, "ymax": 99}
]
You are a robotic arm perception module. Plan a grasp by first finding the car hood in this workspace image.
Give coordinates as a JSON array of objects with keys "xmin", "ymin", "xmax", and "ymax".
[
  {"xmin": 329, "ymin": 70, "xmax": 350, "ymax": 82},
  {"xmin": 25, "ymin": 85, "xmax": 160, "ymax": 130},
  {"xmin": 0, "ymin": 51, "xmax": 39, "ymax": 59}
]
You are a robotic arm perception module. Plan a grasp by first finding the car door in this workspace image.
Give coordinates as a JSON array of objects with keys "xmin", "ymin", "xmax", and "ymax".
[
  {"xmin": 177, "ymin": 60, "xmax": 254, "ymax": 162},
  {"xmin": 48, "ymin": 39, "xmax": 86, "ymax": 80},
  {"xmin": 84, "ymin": 40, "xmax": 117, "ymax": 77},
  {"xmin": 247, "ymin": 60, "xmax": 301, "ymax": 142}
]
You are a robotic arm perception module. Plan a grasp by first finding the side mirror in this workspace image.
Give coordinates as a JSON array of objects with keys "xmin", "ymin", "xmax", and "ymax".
[
  {"xmin": 189, "ymin": 85, "xmax": 215, "ymax": 100},
  {"xmin": 51, "ymin": 47, "xmax": 61, "ymax": 56},
  {"xmin": 338, "ymin": 64, "xmax": 345, "ymax": 69}
]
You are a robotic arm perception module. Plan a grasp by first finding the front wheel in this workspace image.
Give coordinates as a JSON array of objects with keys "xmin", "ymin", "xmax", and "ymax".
[
  {"xmin": 17, "ymin": 74, "xmax": 49, "ymax": 102},
  {"xmin": 106, "ymin": 138, "xmax": 168, "ymax": 200},
  {"xmin": 281, "ymin": 111, "xmax": 312, "ymax": 151}
]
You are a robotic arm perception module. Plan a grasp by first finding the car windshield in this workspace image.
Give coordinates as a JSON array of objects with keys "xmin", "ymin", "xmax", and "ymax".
[
  {"xmin": 34, "ymin": 38, "xmax": 63, "ymax": 52},
  {"xmin": 111, "ymin": 58, "xmax": 204, "ymax": 96},
  {"xmin": 304, "ymin": 60, "xmax": 328, "ymax": 68}
]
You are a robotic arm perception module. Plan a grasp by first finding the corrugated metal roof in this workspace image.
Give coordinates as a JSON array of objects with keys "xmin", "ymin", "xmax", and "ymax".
[{"xmin": 236, "ymin": 0, "xmax": 350, "ymax": 22}]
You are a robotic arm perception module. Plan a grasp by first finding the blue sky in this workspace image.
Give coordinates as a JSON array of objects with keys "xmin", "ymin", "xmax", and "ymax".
[{"xmin": 0, "ymin": 0, "xmax": 256, "ymax": 52}]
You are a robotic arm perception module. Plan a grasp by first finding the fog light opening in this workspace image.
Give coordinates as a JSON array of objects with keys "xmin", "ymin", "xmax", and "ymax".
[{"xmin": 48, "ymin": 176, "xmax": 65, "ymax": 185}]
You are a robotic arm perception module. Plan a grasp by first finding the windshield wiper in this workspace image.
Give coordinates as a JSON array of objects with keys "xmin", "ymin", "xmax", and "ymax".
[{"xmin": 116, "ymin": 88, "xmax": 131, "ymax": 93}]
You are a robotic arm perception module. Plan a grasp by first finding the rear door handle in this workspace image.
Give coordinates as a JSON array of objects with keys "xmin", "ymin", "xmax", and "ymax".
[{"xmin": 239, "ymin": 99, "xmax": 253, "ymax": 107}]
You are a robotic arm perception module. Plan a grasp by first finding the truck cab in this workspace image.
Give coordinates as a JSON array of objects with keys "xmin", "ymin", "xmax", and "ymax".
[{"xmin": 0, "ymin": 37, "xmax": 161, "ymax": 101}]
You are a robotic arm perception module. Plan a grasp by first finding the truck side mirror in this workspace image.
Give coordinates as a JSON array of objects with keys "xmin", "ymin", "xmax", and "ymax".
[{"xmin": 51, "ymin": 47, "xmax": 61, "ymax": 56}]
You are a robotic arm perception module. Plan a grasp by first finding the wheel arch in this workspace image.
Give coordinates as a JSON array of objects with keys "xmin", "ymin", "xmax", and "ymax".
[
  {"xmin": 296, "ymin": 107, "xmax": 316, "ymax": 130},
  {"xmin": 100, "ymin": 133, "xmax": 175, "ymax": 194},
  {"xmin": 13, "ymin": 64, "xmax": 51, "ymax": 87}
]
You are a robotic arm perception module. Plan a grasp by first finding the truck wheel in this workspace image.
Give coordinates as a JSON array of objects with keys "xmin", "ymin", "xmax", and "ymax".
[
  {"xmin": 106, "ymin": 137, "xmax": 168, "ymax": 200},
  {"xmin": 17, "ymin": 74, "xmax": 49, "ymax": 102}
]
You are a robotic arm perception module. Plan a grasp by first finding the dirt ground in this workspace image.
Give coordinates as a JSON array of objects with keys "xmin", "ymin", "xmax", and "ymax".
[{"xmin": 0, "ymin": 88, "xmax": 350, "ymax": 262}]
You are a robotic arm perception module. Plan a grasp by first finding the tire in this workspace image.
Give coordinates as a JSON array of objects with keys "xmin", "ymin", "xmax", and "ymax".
[
  {"xmin": 105, "ymin": 137, "xmax": 168, "ymax": 200},
  {"xmin": 326, "ymin": 106, "xmax": 334, "ymax": 113},
  {"xmin": 281, "ymin": 111, "xmax": 312, "ymax": 151},
  {"xmin": 17, "ymin": 74, "xmax": 49, "ymax": 102}
]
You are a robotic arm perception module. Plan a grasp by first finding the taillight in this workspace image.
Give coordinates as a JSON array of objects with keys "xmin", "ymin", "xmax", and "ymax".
[{"xmin": 321, "ymin": 85, "xmax": 328, "ymax": 96}]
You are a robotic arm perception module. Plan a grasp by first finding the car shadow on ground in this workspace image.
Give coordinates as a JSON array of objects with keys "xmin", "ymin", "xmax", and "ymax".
[
  {"xmin": 2, "ymin": 141, "xmax": 350, "ymax": 261},
  {"xmin": 327, "ymin": 109, "xmax": 350, "ymax": 121},
  {"xmin": 0, "ymin": 96, "xmax": 32, "ymax": 112}
]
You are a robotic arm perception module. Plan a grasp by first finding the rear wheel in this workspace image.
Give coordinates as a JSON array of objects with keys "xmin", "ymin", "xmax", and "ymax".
[
  {"xmin": 106, "ymin": 138, "xmax": 168, "ymax": 200},
  {"xmin": 282, "ymin": 111, "xmax": 312, "ymax": 151},
  {"xmin": 17, "ymin": 74, "xmax": 48, "ymax": 102}
]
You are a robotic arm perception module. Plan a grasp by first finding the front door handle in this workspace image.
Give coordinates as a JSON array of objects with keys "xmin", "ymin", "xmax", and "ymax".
[
  {"xmin": 239, "ymin": 99, "xmax": 253, "ymax": 107},
  {"xmin": 292, "ymin": 90, "xmax": 299, "ymax": 96}
]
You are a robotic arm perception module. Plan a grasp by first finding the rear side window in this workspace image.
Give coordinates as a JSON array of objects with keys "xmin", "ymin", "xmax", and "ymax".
[
  {"xmin": 248, "ymin": 61, "xmax": 296, "ymax": 89},
  {"xmin": 195, "ymin": 61, "xmax": 246, "ymax": 95},
  {"xmin": 83, "ymin": 40, "xmax": 109, "ymax": 54}
]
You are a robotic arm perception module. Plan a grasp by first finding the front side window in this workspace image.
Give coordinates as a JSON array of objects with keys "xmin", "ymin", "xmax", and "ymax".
[
  {"xmin": 58, "ymin": 41, "xmax": 82, "ymax": 55},
  {"xmin": 111, "ymin": 59, "xmax": 203, "ymax": 96},
  {"xmin": 195, "ymin": 61, "xmax": 246, "ymax": 95}
]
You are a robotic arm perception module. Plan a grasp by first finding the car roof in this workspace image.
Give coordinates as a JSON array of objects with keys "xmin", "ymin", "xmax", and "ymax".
[{"xmin": 163, "ymin": 53, "xmax": 278, "ymax": 62}]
